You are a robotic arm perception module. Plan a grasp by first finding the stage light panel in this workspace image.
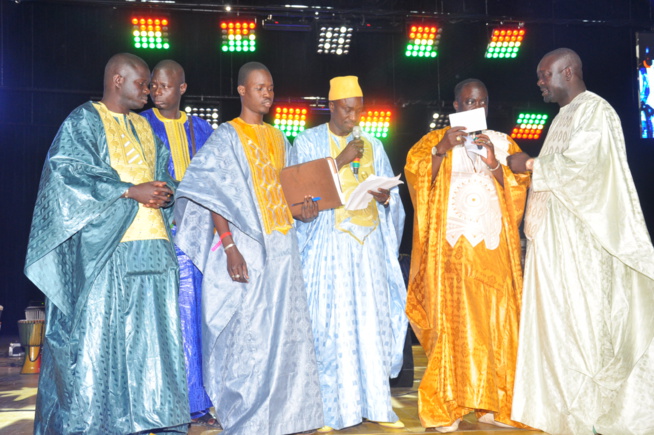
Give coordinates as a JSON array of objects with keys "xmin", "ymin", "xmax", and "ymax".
[
  {"xmin": 317, "ymin": 25, "xmax": 353, "ymax": 55},
  {"xmin": 184, "ymin": 105, "xmax": 221, "ymax": 130},
  {"xmin": 359, "ymin": 110, "xmax": 392, "ymax": 139},
  {"xmin": 131, "ymin": 16, "xmax": 170, "ymax": 50},
  {"xmin": 405, "ymin": 24, "xmax": 441, "ymax": 58},
  {"xmin": 511, "ymin": 112, "xmax": 548, "ymax": 140},
  {"xmin": 429, "ymin": 111, "xmax": 450, "ymax": 131},
  {"xmin": 273, "ymin": 106, "xmax": 307, "ymax": 137},
  {"xmin": 485, "ymin": 27, "xmax": 525, "ymax": 59},
  {"xmin": 220, "ymin": 19, "xmax": 257, "ymax": 53}
]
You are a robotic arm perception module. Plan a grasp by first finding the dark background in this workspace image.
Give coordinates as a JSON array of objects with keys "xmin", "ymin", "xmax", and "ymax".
[{"xmin": 1, "ymin": 0, "xmax": 653, "ymax": 335}]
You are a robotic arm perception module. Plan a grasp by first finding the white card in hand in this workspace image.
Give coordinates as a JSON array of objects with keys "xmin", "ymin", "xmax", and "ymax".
[{"xmin": 448, "ymin": 107, "xmax": 487, "ymax": 132}]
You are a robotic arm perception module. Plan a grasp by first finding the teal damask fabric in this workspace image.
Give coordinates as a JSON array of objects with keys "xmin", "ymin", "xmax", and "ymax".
[{"xmin": 25, "ymin": 102, "xmax": 189, "ymax": 434}]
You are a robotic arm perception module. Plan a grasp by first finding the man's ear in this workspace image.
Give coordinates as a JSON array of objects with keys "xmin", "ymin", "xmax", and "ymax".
[
  {"xmin": 237, "ymin": 85, "xmax": 246, "ymax": 96},
  {"xmin": 113, "ymin": 74, "xmax": 124, "ymax": 88},
  {"xmin": 453, "ymin": 100, "xmax": 459, "ymax": 112},
  {"xmin": 563, "ymin": 66, "xmax": 573, "ymax": 81},
  {"xmin": 179, "ymin": 82, "xmax": 188, "ymax": 96}
]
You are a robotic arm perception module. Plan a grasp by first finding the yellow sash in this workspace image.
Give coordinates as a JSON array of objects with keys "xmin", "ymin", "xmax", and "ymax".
[
  {"xmin": 93, "ymin": 102, "xmax": 168, "ymax": 242},
  {"xmin": 328, "ymin": 127, "xmax": 379, "ymax": 244},
  {"xmin": 230, "ymin": 118, "xmax": 293, "ymax": 235},
  {"xmin": 152, "ymin": 108, "xmax": 191, "ymax": 181}
]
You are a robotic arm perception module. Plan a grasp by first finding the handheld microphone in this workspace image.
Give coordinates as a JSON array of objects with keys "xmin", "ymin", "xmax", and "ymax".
[{"xmin": 352, "ymin": 126, "xmax": 362, "ymax": 178}]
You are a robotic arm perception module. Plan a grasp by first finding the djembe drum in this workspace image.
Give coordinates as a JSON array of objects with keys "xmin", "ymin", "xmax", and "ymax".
[{"xmin": 17, "ymin": 319, "xmax": 45, "ymax": 374}]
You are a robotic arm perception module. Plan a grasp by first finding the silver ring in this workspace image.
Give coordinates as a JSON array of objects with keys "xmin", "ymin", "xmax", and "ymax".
[{"xmin": 234, "ymin": 274, "xmax": 241, "ymax": 279}]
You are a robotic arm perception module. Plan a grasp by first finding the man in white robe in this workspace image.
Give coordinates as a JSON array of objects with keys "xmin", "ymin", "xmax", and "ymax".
[{"xmin": 508, "ymin": 47, "xmax": 654, "ymax": 435}]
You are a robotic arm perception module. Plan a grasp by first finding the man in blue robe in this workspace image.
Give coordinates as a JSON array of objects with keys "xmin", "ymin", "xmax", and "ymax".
[
  {"xmin": 174, "ymin": 61, "xmax": 324, "ymax": 435},
  {"xmin": 24, "ymin": 53, "xmax": 189, "ymax": 434},
  {"xmin": 288, "ymin": 76, "xmax": 407, "ymax": 432},
  {"xmin": 141, "ymin": 60, "xmax": 217, "ymax": 427}
]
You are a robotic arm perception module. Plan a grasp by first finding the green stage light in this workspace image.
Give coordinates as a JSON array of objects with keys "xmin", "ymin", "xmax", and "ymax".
[
  {"xmin": 511, "ymin": 112, "xmax": 548, "ymax": 140},
  {"xmin": 405, "ymin": 24, "xmax": 441, "ymax": 58},
  {"xmin": 220, "ymin": 20, "xmax": 257, "ymax": 53},
  {"xmin": 131, "ymin": 16, "xmax": 169, "ymax": 50},
  {"xmin": 485, "ymin": 27, "xmax": 525, "ymax": 59},
  {"xmin": 360, "ymin": 110, "xmax": 392, "ymax": 139},
  {"xmin": 273, "ymin": 106, "xmax": 307, "ymax": 137}
]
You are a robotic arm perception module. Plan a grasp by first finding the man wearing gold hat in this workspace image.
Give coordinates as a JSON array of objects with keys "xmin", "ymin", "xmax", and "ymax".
[{"xmin": 289, "ymin": 75, "xmax": 407, "ymax": 432}]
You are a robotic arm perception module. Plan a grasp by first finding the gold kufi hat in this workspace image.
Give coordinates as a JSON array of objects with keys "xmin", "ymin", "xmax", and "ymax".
[{"xmin": 328, "ymin": 76, "xmax": 363, "ymax": 101}]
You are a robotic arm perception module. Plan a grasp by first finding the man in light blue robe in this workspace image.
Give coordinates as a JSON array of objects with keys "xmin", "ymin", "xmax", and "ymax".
[
  {"xmin": 174, "ymin": 62, "xmax": 323, "ymax": 435},
  {"xmin": 289, "ymin": 76, "xmax": 407, "ymax": 431},
  {"xmin": 24, "ymin": 53, "xmax": 189, "ymax": 434},
  {"xmin": 141, "ymin": 60, "xmax": 217, "ymax": 427}
]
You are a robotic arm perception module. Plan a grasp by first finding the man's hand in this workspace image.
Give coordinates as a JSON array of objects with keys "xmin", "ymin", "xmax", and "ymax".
[
  {"xmin": 335, "ymin": 138, "xmax": 364, "ymax": 170},
  {"xmin": 433, "ymin": 126, "xmax": 467, "ymax": 157},
  {"xmin": 296, "ymin": 195, "xmax": 319, "ymax": 223},
  {"xmin": 507, "ymin": 152, "xmax": 533, "ymax": 173},
  {"xmin": 127, "ymin": 181, "xmax": 173, "ymax": 209},
  {"xmin": 369, "ymin": 188, "xmax": 391, "ymax": 207},
  {"xmin": 472, "ymin": 133, "xmax": 499, "ymax": 169},
  {"xmin": 226, "ymin": 247, "xmax": 249, "ymax": 283}
]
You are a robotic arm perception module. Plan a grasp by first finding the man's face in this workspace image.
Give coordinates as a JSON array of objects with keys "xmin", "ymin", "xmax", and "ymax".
[
  {"xmin": 150, "ymin": 68, "xmax": 186, "ymax": 112},
  {"xmin": 329, "ymin": 97, "xmax": 364, "ymax": 136},
  {"xmin": 119, "ymin": 63, "xmax": 150, "ymax": 110},
  {"xmin": 537, "ymin": 55, "xmax": 568, "ymax": 104},
  {"xmin": 238, "ymin": 69, "xmax": 274, "ymax": 116},
  {"xmin": 453, "ymin": 83, "xmax": 489, "ymax": 117}
]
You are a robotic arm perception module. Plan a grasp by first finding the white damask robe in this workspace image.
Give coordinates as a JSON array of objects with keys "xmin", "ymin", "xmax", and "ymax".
[{"xmin": 513, "ymin": 91, "xmax": 654, "ymax": 435}]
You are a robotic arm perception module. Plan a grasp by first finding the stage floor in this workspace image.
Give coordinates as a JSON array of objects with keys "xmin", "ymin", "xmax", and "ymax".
[{"xmin": 0, "ymin": 336, "xmax": 543, "ymax": 434}]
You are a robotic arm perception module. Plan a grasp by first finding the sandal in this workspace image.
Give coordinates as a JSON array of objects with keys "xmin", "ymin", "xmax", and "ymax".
[{"xmin": 191, "ymin": 412, "xmax": 222, "ymax": 428}]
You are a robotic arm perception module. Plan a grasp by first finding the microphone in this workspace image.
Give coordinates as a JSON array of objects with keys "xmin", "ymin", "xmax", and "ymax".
[{"xmin": 352, "ymin": 126, "xmax": 362, "ymax": 178}]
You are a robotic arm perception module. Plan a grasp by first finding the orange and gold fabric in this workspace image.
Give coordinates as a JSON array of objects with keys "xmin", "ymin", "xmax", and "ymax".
[
  {"xmin": 230, "ymin": 117, "xmax": 293, "ymax": 235},
  {"xmin": 404, "ymin": 127, "xmax": 530, "ymax": 428},
  {"xmin": 94, "ymin": 102, "xmax": 168, "ymax": 243}
]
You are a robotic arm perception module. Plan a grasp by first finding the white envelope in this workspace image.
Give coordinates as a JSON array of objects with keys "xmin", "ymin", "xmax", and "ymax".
[{"xmin": 448, "ymin": 107, "xmax": 487, "ymax": 132}]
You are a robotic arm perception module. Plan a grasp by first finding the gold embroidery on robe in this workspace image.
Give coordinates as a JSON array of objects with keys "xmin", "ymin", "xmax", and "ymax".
[
  {"xmin": 152, "ymin": 108, "xmax": 191, "ymax": 181},
  {"xmin": 93, "ymin": 102, "xmax": 168, "ymax": 242},
  {"xmin": 329, "ymin": 129, "xmax": 378, "ymax": 244},
  {"xmin": 230, "ymin": 118, "xmax": 293, "ymax": 235}
]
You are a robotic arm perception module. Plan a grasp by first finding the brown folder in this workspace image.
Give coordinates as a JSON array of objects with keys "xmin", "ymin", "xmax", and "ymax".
[{"xmin": 280, "ymin": 157, "xmax": 345, "ymax": 218}]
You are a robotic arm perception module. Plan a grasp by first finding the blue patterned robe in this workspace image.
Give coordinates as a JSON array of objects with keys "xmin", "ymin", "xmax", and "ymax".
[
  {"xmin": 24, "ymin": 102, "xmax": 189, "ymax": 434},
  {"xmin": 141, "ymin": 108, "xmax": 214, "ymax": 417},
  {"xmin": 289, "ymin": 123, "xmax": 408, "ymax": 429},
  {"xmin": 174, "ymin": 121, "xmax": 324, "ymax": 435}
]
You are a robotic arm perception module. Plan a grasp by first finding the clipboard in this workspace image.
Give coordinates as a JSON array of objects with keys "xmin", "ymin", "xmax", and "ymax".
[{"xmin": 280, "ymin": 157, "xmax": 345, "ymax": 218}]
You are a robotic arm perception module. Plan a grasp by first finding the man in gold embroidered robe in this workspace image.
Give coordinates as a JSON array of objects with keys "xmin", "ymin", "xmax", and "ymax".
[
  {"xmin": 174, "ymin": 62, "xmax": 324, "ymax": 435},
  {"xmin": 141, "ymin": 60, "xmax": 217, "ymax": 426},
  {"xmin": 25, "ymin": 53, "xmax": 189, "ymax": 434},
  {"xmin": 405, "ymin": 79, "xmax": 530, "ymax": 431}
]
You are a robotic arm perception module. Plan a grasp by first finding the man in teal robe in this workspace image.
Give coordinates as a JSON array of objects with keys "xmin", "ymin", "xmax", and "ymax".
[{"xmin": 24, "ymin": 53, "xmax": 189, "ymax": 434}]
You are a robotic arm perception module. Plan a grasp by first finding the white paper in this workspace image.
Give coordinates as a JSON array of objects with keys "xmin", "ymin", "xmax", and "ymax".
[
  {"xmin": 463, "ymin": 135, "xmax": 488, "ymax": 160},
  {"xmin": 448, "ymin": 107, "xmax": 487, "ymax": 132},
  {"xmin": 345, "ymin": 174, "xmax": 404, "ymax": 210}
]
